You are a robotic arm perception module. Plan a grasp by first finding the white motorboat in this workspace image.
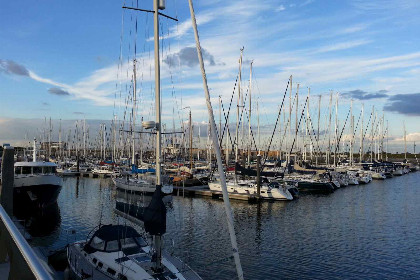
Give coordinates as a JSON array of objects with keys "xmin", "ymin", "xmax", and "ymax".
[
  {"xmin": 209, "ymin": 179, "xmax": 293, "ymax": 201},
  {"xmin": 14, "ymin": 140, "xmax": 62, "ymax": 208}
]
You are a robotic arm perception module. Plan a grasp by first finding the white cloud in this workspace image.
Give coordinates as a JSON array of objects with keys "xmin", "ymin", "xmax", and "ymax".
[
  {"xmin": 275, "ymin": 5, "xmax": 286, "ymax": 12},
  {"xmin": 314, "ymin": 39, "xmax": 372, "ymax": 53}
]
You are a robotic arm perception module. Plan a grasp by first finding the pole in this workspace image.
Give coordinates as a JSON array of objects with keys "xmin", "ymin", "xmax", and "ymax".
[
  {"xmin": 132, "ymin": 59, "xmax": 137, "ymax": 166},
  {"xmin": 153, "ymin": 0, "xmax": 162, "ymax": 271},
  {"xmin": 189, "ymin": 110, "xmax": 193, "ymax": 172},
  {"xmin": 248, "ymin": 61, "xmax": 253, "ymax": 167},
  {"xmin": 188, "ymin": 1, "xmax": 244, "ymax": 278},
  {"xmin": 1, "ymin": 146, "xmax": 14, "ymax": 216}
]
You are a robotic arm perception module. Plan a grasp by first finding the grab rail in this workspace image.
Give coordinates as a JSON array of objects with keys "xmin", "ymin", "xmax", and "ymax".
[{"xmin": 0, "ymin": 204, "xmax": 53, "ymax": 280}]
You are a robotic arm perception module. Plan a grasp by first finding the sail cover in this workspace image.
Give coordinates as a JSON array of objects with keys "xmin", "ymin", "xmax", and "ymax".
[{"xmin": 143, "ymin": 186, "xmax": 166, "ymax": 236}]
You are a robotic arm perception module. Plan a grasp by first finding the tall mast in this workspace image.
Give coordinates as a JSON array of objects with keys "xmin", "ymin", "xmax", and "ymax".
[
  {"xmin": 235, "ymin": 48, "xmax": 244, "ymax": 163},
  {"xmin": 83, "ymin": 119, "xmax": 86, "ymax": 158},
  {"xmin": 153, "ymin": 0, "xmax": 163, "ymax": 271},
  {"xmin": 219, "ymin": 95, "xmax": 222, "ymax": 142},
  {"xmin": 289, "ymin": 75, "xmax": 292, "ymax": 157},
  {"xmin": 59, "ymin": 119, "xmax": 62, "ymax": 160},
  {"xmin": 371, "ymin": 106, "xmax": 375, "ymax": 162},
  {"xmin": 350, "ymin": 100, "xmax": 353, "ymax": 165},
  {"xmin": 386, "ymin": 120, "xmax": 389, "ymax": 161},
  {"xmin": 334, "ymin": 94, "xmax": 338, "ymax": 166},
  {"xmin": 296, "ymin": 84, "xmax": 299, "ymax": 154},
  {"xmin": 327, "ymin": 92, "xmax": 332, "ymax": 165},
  {"xmin": 317, "ymin": 95, "xmax": 321, "ymax": 166},
  {"xmin": 360, "ymin": 103, "xmax": 364, "ymax": 162},
  {"xmin": 188, "ymin": 0, "xmax": 244, "ymax": 277},
  {"xmin": 189, "ymin": 110, "xmax": 193, "ymax": 171},
  {"xmin": 404, "ymin": 121, "xmax": 407, "ymax": 160},
  {"xmin": 257, "ymin": 98, "xmax": 260, "ymax": 155},
  {"xmin": 132, "ymin": 59, "xmax": 137, "ymax": 166},
  {"xmin": 48, "ymin": 117, "xmax": 52, "ymax": 160},
  {"xmin": 248, "ymin": 61, "xmax": 253, "ymax": 166}
]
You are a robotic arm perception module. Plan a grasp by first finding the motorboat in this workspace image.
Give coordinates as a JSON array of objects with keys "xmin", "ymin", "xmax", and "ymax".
[
  {"xmin": 208, "ymin": 179, "xmax": 293, "ymax": 200},
  {"xmin": 13, "ymin": 140, "xmax": 62, "ymax": 208}
]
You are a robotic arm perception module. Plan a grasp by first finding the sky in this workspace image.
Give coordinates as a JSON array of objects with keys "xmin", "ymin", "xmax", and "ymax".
[{"xmin": 0, "ymin": 0, "xmax": 419, "ymax": 152}]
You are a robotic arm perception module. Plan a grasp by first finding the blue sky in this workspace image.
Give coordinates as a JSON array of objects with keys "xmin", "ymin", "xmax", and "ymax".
[{"xmin": 1, "ymin": 0, "xmax": 419, "ymax": 150}]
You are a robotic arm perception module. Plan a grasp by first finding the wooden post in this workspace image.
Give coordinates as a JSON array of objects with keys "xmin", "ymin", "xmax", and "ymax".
[{"xmin": 1, "ymin": 146, "xmax": 14, "ymax": 216}]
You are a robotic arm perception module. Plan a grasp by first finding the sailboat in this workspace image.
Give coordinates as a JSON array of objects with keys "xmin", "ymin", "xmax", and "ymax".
[{"xmin": 67, "ymin": 1, "xmax": 201, "ymax": 279}]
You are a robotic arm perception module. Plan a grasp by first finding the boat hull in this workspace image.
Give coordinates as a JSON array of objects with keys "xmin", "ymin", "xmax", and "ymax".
[{"xmin": 13, "ymin": 175, "xmax": 62, "ymax": 208}]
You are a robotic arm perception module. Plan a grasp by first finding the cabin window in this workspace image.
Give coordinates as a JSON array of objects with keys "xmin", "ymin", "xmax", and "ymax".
[
  {"xmin": 51, "ymin": 167, "xmax": 56, "ymax": 173},
  {"xmin": 90, "ymin": 236, "xmax": 105, "ymax": 250},
  {"xmin": 107, "ymin": 268, "xmax": 116, "ymax": 276},
  {"xmin": 33, "ymin": 167, "xmax": 42, "ymax": 174},
  {"xmin": 15, "ymin": 166, "xmax": 22, "ymax": 175},
  {"xmin": 135, "ymin": 237, "xmax": 147, "ymax": 247},
  {"xmin": 118, "ymin": 274, "xmax": 128, "ymax": 280},
  {"xmin": 43, "ymin": 167, "xmax": 53, "ymax": 174},
  {"xmin": 92, "ymin": 258, "xmax": 97, "ymax": 264},
  {"xmin": 120, "ymin": 237, "xmax": 137, "ymax": 249},
  {"xmin": 22, "ymin": 166, "xmax": 32, "ymax": 174},
  {"xmin": 105, "ymin": 240, "xmax": 119, "ymax": 252},
  {"xmin": 98, "ymin": 262, "xmax": 103, "ymax": 268}
]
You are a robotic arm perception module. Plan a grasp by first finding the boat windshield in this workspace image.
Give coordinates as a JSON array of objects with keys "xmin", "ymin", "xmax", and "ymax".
[
  {"xmin": 22, "ymin": 166, "xmax": 31, "ymax": 175},
  {"xmin": 90, "ymin": 236, "xmax": 106, "ymax": 250}
]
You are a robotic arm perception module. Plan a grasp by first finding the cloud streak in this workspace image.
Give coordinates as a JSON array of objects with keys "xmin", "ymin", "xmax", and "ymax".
[
  {"xmin": 163, "ymin": 47, "xmax": 215, "ymax": 68},
  {"xmin": 0, "ymin": 59, "xmax": 29, "ymax": 76},
  {"xmin": 48, "ymin": 87, "xmax": 70, "ymax": 96},
  {"xmin": 384, "ymin": 93, "xmax": 420, "ymax": 116},
  {"xmin": 343, "ymin": 89, "xmax": 388, "ymax": 100}
]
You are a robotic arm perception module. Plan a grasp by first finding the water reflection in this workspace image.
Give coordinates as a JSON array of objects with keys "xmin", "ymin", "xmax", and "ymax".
[
  {"xmin": 14, "ymin": 202, "xmax": 61, "ymax": 238},
  {"xmin": 27, "ymin": 174, "xmax": 420, "ymax": 280}
]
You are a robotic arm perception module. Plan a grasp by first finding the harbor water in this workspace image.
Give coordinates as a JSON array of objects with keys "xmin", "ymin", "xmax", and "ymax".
[{"xmin": 22, "ymin": 173, "xmax": 420, "ymax": 279}]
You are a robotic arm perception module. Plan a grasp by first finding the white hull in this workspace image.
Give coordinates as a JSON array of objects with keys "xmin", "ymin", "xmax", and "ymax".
[
  {"xmin": 113, "ymin": 177, "xmax": 173, "ymax": 195},
  {"xmin": 14, "ymin": 174, "xmax": 62, "ymax": 188},
  {"xmin": 208, "ymin": 181, "xmax": 293, "ymax": 200}
]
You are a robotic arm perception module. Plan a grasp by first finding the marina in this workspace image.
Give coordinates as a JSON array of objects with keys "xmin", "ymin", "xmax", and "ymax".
[
  {"xmin": 1, "ymin": 172, "xmax": 419, "ymax": 279},
  {"xmin": 1, "ymin": 0, "xmax": 420, "ymax": 279}
]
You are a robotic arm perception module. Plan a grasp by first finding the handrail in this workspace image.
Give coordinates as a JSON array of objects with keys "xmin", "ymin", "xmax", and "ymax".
[{"xmin": 0, "ymin": 205, "xmax": 53, "ymax": 280}]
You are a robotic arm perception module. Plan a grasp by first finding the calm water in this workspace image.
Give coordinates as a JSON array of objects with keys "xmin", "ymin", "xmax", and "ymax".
[{"xmin": 25, "ymin": 173, "xmax": 420, "ymax": 279}]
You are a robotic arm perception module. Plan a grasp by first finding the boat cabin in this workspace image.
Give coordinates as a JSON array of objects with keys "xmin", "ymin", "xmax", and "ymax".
[
  {"xmin": 14, "ymin": 162, "xmax": 57, "ymax": 175},
  {"xmin": 84, "ymin": 224, "xmax": 147, "ymax": 255}
]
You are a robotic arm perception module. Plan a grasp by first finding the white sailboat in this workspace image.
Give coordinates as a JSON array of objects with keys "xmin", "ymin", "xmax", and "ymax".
[{"xmin": 67, "ymin": 1, "xmax": 200, "ymax": 279}]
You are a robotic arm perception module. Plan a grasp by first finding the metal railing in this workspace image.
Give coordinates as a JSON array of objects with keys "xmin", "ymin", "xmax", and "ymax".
[{"xmin": 0, "ymin": 204, "xmax": 53, "ymax": 280}]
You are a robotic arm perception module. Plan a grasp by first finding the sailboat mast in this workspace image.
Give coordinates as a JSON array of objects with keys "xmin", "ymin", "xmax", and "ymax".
[
  {"xmin": 248, "ymin": 61, "xmax": 253, "ymax": 166},
  {"xmin": 59, "ymin": 119, "xmax": 62, "ymax": 160},
  {"xmin": 327, "ymin": 92, "xmax": 332, "ymax": 165},
  {"xmin": 404, "ymin": 121, "xmax": 407, "ymax": 160},
  {"xmin": 296, "ymin": 84, "xmax": 299, "ymax": 154},
  {"xmin": 350, "ymin": 100, "xmax": 353, "ymax": 165},
  {"xmin": 219, "ymin": 95, "xmax": 222, "ymax": 142},
  {"xmin": 132, "ymin": 59, "xmax": 137, "ymax": 166},
  {"xmin": 334, "ymin": 94, "xmax": 338, "ymax": 166},
  {"xmin": 189, "ymin": 110, "xmax": 193, "ymax": 171},
  {"xmin": 152, "ymin": 0, "xmax": 164, "ymax": 271},
  {"xmin": 188, "ymin": 0, "xmax": 244, "ymax": 277},
  {"xmin": 257, "ymin": 98, "xmax": 260, "ymax": 155},
  {"xmin": 236, "ymin": 48, "xmax": 243, "ymax": 163}
]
